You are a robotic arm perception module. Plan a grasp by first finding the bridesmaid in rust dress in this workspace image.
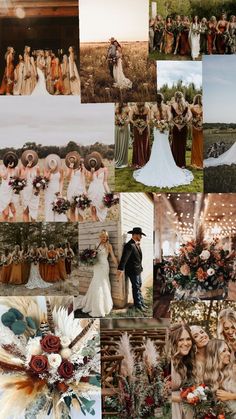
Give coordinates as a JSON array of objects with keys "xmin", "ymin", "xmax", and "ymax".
[
  {"xmin": 39, "ymin": 241, "xmax": 48, "ymax": 281},
  {"xmin": 190, "ymin": 94, "xmax": 203, "ymax": 169},
  {"xmin": 216, "ymin": 13, "xmax": 229, "ymax": 54},
  {"xmin": 170, "ymin": 92, "xmax": 192, "ymax": 168},
  {"xmin": 179, "ymin": 17, "xmax": 191, "ymax": 56},
  {"xmin": 207, "ymin": 16, "xmax": 217, "ymax": 54},
  {"xmin": 130, "ymin": 103, "xmax": 150, "ymax": 168},
  {"xmin": 56, "ymin": 243, "xmax": 67, "ymax": 281},
  {"xmin": 21, "ymin": 244, "xmax": 31, "ymax": 284},
  {"xmin": 9, "ymin": 245, "xmax": 23, "ymax": 285},
  {"xmin": 0, "ymin": 47, "xmax": 15, "ymax": 95},
  {"xmin": 65, "ymin": 242, "xmax": 74, "ymax": 275},
  {"xmin": 45, "ymin": 244, "xmax": 60, "ymax": 283},
  {"xmin": 1, "ymin": 249, "xmax": 12, "ymax": 284}
]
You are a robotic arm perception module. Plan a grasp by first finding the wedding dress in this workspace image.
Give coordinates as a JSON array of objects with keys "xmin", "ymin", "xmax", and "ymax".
[
  {"xmin": 133, "ymin": 129, "xmax": 194, "ymax": 188},
  {"xmin": 204, "ymin": 142, "xmax": 236, "ymax": 167},
  {"xmin": 0, "ymin": 167, "xmax": 19, "ymax": 213},
  {"xmin": 88, "ymin": 171, "xmax": 107, "ymax": 222},
  {"xmin": 67, "ymin": 171, "xmax": 86, "ymax": 200},
  {"xmin": 25, "ymin": 262, "xmax": 52, "ymax": 289},
  {"xmin": 113, "ymin": 51, "xmax": 132, "ymax": 89},
  {"xmin": 44, "ymin": 172, "xmax": 67, "ymax": 222},
  {"xmin": 75, "ymin": 245, "xmax": 113, "ymax": 317},
  {"xmin": 189, "ymin": 23, "xmax": 200, "ymax": 59},
  {"xmin": 21, "ymin": 167, "xmax": 39, "ymax": 220},
  {"xmin": 31, "ymin": 67, "xmax": 50, "ymax": 96}
]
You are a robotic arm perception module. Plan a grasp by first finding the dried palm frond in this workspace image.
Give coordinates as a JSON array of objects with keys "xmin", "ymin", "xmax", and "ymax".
[
  {"xmin": 143, "ymin": 338, "xmax": 159, "ymax": 369},
  {"xmin": 0, "ymin": 346, "xmax": 24, "ymax": 364},
  {"xmin": 117, "ymin": 332, "xmax": 135, "ymax": 379}
]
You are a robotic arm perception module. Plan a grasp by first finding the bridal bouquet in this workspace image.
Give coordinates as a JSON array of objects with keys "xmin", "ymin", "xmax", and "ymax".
[
  {"xmin": 27, "ymin": 255, "xmax": 39, "ymax": 265},
  {"xmin": 0, "ymin": 298, "xmax": 100, "ymax": 418},
  {"xmin": 9, "ymin": 177, "xmax": 27, "ymax": 194},
  {"xmin": 152, "ymin": 118, "xmax": 169, "ymax": 133},
  {"xmin": 79, "ymin": 248, "xmax": 98, "ymax": 266},
  {"xmin": 72, "ymin": 194, "xmax": 91, "ymax": 211},
  {"xmin": 52, "ymin": 197, "xmax": 71, "ymax": 214},
  {"xmin": 32, "ymin": 176, "xmax": 49, "ymax": 196},
  {"xmin": 103, "ymin": 192, "xmax": 120, "ymax": 208}
]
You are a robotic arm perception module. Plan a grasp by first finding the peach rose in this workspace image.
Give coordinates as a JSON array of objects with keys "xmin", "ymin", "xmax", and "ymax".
[
  {"xmin": 196, "ymin": 268, "xmax": 207, "ymax": 282},
  {"xmin": 180, "ymin": 264, "xmax": 190, "ymax": 276}
]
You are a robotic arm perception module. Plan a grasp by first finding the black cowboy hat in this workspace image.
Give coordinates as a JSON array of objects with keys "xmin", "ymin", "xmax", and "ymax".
[
  {"xmin": 3, "ymin": 151, "xmax": 18, "ymax": 168},
  {"xmin": 127, "ymin": 227, "xmax": 146, "ymax": 236},
  {"xmin": 84, "ymin": 151, "xmax": 102, "ymax": 172}
]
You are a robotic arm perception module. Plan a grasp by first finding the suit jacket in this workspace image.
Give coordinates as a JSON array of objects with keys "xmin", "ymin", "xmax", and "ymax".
[{"xmin": 118, "ymin": 239, "xmax": 143, "ymax": 275}]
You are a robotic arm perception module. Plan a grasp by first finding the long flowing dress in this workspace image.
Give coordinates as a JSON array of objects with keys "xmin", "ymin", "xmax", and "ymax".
[
  {"xmin": 21, "ymin": 167, "xmax": 40, "ymax": 221},
  {"xmin": 189, "ymin": 23, "xmax": 200, "ymax": 59},
  {"xmin": 0, "ymin": 166, "xmax": 19, "ymax": 214},
  {"xmin": 13, "ymin": 61, "xmax": 24, "ymax": 95},
  {"xmin": 172, "ymin": 367, "xmax": 194, "ymax": 419},
  {"xmin": 44, "ymin": 172, "xmax": 67, "ymax": 222},
  {"xmin": 216, "ymin": 23, "xmax": 228, "ymax": 54},
  {"xmin": 171, "ymin": 106, "xmax": 189, "ymax": 168},
  {"xmin": 204, "ymin": 142, "xmax": 236, "ymax": 167},
  {"xmin": 61, "ymin": 59, "xmax": 71, "ymax": 95},
  {"xmin": 207, "ymin": 24, "xmax": 217, "ymax": 54},
  {"xmin": 115, "ymin": 113, "xmax": 130, "ymax": 168},
  {"xmin": 25, "ymin": 261, "xmax": 51, "ymax": 289},
  {"xmin": 21, "ymin": 254, "xmax": 31, "ymax": 284},
  {"xmin": 133, "ymin": 128, "xmax": 193, "ymax": 188},
  {"xmin": 76, "ymin": 245, "xmax": 113, "ymax": 317},
  {"xmin": 65, "ymin": 249, "xmax": 74, "ymax": 275},
  {"xmin": 1, "ymin": 257, "xmax": 12, "ymax": 284},
  {"xmin": 21, "ymin": 55, "xmax": 35, "ymax": 95},
  {"xmin": 88, "ymin": 171, "xmax": 108, "ymax": 222},
  {"xmin": 132, "ymin": 113, "xmax": 150, "ymax": 167},
  {"xmin": 9, "ymin": 257, "xmax": 23, "ymax": 285},
  {"xmin": 57, "ymin": 249, "xmax": 67, "ymax": 280},
  {"xmin": 0, "ymin": 53, "xmax": 14, "ymax": 95},
  {"xmin": 67, "ymin": 170, "xmax": 86, "ymax": 217},
  {"xmin": 45, "ymin": 250, "xmax": 60, "ymax": 283},
  {"xmin": 39, "ymin": 248, "xmax": 48, "ymax": 280},
  {"xmin": 113, "ymin": 51, "xmax": 132, "ymax": 89},
  {"xmin": 31, "ymin": 67, "xmax": 50, "ymax": 96},
  {"xmin": 69, "ymin": 55, "xmax": 80, "ymax": 95},
  {"xmin": 191, "ymin": 107, "xmax": 203, "ymax": 169},
  {"xmin": 163, "ymin": 25, "xmax": 174, "ymax": 54},
  {"xmin": 179, "ymin": 27, "xmax": 191, "ymax": 55}
]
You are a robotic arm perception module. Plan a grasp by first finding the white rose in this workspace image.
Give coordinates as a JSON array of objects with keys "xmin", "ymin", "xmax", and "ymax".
[
  {"xmin": 76, "ymin": 197, "xmax": 80, "ymax": 202},
  {"xmin": 26, "ymin": 337, "xmax": 42, "ymax": 357},
  {"xmin": 36, "ymin": 182, "xmax": 41, "ymax": 188},
  {"xmin": 60, "ymin": 348, "xmax": 72, "ymax": 359},
  {"xmin": 207, "ymin": 268, "xmax": 215, "ymax": 276},
  {"xmin": 60, "ymin": 336, "xmax": 71, "ymax": 348},
  {"xmin": 200, "ymin": 250, "xmax": 210, "ymax": 260},
  {"xmin": 18, "ymin": 182, "xmax": 22, "ymax": 186},
  {"xmin": 41, "ymin": 179, "xmax": 46, "ymax": 183},
  {"xmin": 186, "ymin": 392, "xmax": 195, "ymax": 401},
  {"xmin": 48, "ymin": 353, "xmax": 62, "ymax": 369}
]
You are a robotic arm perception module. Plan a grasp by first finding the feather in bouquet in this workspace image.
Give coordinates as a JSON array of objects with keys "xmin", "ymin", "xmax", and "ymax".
[
  {"xmin": 32, "ymin": 176, "xmax": 49, "ymax": 196},
  {"xmin": 71, "ymin": 194, "xmax": 91, "ymax": 211},
  {"xmin": 52, "ymin": 196, "xmax": 71, "ymax": 214},
  {"xmin": 9, "ymin": 177, "xmax": 27, "ymax": 194},
  {"xmin": 0, "ymin": 298, "xmax": 100, "ymax": 419},
  {"xmin": 103, "ymin": 193, "xmax": 119, "ymax": 208},
  {"xmin": 79, "ymin": 248, "xmax": 98, "ymax": 266}
]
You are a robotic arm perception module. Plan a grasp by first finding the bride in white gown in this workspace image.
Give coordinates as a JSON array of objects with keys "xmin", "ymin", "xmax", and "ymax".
[
  {"xmin": 113, "ymin": 41, "xmax": 132, "ymax": 89},
  {"xmin": 204, "ymin": 142, "xmax": 236, "ymax": 167},
  {"xmin": 133, "ymin": 94, "xmax": 194, "ymax": 188},
  {"xmin": 188, "ymin": 17, "xmax": 200, "ymax": 60},
  {"xmin": 75, "ymin": 230, "xmax": 118, "ymax": 317},
  {"xmin": 25, "ymin": 246, "xmax": 51, "ymax": 289},
  {"xmin": 31, "ymin": 51, "xmax": 51, "ymax": 96}
]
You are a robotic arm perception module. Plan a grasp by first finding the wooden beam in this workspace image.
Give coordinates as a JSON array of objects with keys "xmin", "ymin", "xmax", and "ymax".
[
  {"xmin": 0, "ymin": 1, "xmax": 78, "ymax": 17},
  {"xmin": 0, "ymin": 8, "xmax": 78, "ymax": 17}
]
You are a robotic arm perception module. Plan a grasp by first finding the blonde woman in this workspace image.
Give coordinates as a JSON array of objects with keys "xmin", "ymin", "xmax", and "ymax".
[
  {"xmin": 76, "ymin": 230, "xmax": 118, "ymax": 317},
  {"xmin": 190, "ymin": 325, "xmax": 209, "ymax": 383},
  {"xmin": 204, "ymin": 339, "xmax": 236, "ymax": 414},
  {"xmin": 217, "ymin": 308, "xmax": 236, "ymax": 358}
]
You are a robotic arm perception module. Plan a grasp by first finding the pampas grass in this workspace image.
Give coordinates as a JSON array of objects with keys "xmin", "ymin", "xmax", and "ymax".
[{"xmin": 117, "ymin": 332, "xmax": 135, "ymax": 379}]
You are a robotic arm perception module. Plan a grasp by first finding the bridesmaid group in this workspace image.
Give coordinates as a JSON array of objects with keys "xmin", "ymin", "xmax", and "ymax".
[
  {"xmin": 115, "ymin": 93, "xmax": 203, "ymax": 172},
  {"xmin": 149, "ymin": 13, "xmax": 236, "ymax": 58},
  {"xmin": 0, "ymin": 242, "xmax": 75, "ymax": 287},
  {"xmin": 0, "ymin": 150, "xmax": 111, "ymax": 223}
]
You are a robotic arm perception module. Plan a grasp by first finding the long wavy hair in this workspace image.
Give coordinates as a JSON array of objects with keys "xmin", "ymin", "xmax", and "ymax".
[
  {"xmin": 169, "ymin": 323, "xmax": 195, "ymax": 383},
  {"xmin": 193, "ymin": 94, "xmax": 202, "ymax": 107},
  {"xmin": 204, "ymin": 339, "xmax": 232, "ymax": 392},
  {"xmin": 217, "ymin": 308, "xmax": 236, "ymax": 342},
  {"xmin": 174, "ymin": 91, "xmax": 186, "ymax": 113}
]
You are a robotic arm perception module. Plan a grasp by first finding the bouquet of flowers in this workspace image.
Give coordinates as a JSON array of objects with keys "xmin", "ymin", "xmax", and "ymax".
[
  {"xmin": 0, "ymin": 298, "xmax": 100, "ymax": 418},
  {"xmin": 47, "ymin": 257, "xmax": 57, "ymax": 265},
  {"xmin": 134, "ymin": 119, "xmax": 147, "ymax": 131},
  {"xmin": 115, "ymin": 114, "xmax": 129, "ymax": 127},
  {"xmin": 164, "ymin": 233, "xmax": 236, "ymax": 298},
  {"xmin": 173, "ymin": 114, "xmax": 186, "ymax": 126},
  {"xmin": 152, "ymin": 118, "xmax": 169, "ymax": 133},
  {"xmin": 181, "ymin": 384, "xmax": 232, "ymax": 418},
  {"xmin": 32, "ymin": 176, "xmax": 49, "ymax": 196},
  {"xmin": 79, "ymin": 248, "xmax": 98, "ymax": 266},
  {"xmin": 71, "ymin": 194, "xmax": 91, "ymax": 211},
  {"xmin": 8, "ymin": 177, "xmax": 27, "ymax": 194},
  {"xmin": 52, "ymin": 197, "xmax": 71, "ymax": 214},
  {"xmin": 103, "ymin": 193, "xmax": 120, "ymax": 208},
  {"xmin": 12, "ymin": 255, "xmax": 21, "ymax": 265},
  {"xmin": 27, "ymin": 255, "xmax": 39, "ymax": 265},
  {"xmin": 192, "ymin": 115, "xmax": 203, "ymax": 130}
]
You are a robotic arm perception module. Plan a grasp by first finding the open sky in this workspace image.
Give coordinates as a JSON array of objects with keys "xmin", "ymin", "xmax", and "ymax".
[
  {"xmin": 157, "ymin": 61, "xmax": 202, "ymax": 89},
  {"xmin": 80, "ymin": 0, "xmax": 148, "ymax": 42},
  {"xmin": 0, "ymin": 96, "xmax": 114, "ymax": 148},
  {"xmin": 203, "ymin": 55, "xmax": 236, "ymax": 123}
]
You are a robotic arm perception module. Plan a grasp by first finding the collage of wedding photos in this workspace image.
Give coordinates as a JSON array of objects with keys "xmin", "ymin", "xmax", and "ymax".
[{"xmin": 0, "ymin": 0, "xmax": 236, "ymax": 418}]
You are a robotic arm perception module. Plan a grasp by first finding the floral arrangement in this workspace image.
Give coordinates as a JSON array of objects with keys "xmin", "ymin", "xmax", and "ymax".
[
  {"xmin": 0, "ymin": 297, "xmax": 100, "ymax": 418},
  {"xmin": 32, "ymin": 176, "xmax": 49, "ymax": 196},
  {"xmin": 71, "ymin": 194, "xmax": 91, "ymax": 211},
  {"xmin": 115, "ymin": 114, "xmax": 129, "ymax": 127},
  {"xmin": 47, "ymin": 257, "xmax": 57, "ymax": 265},
  {"xmin": 180, "ymin": 384, "xmax": 231, "ymax": 419},
  {"xmin": 134, "ymin": 119, "xmax": 147, "ymax": 131},
  {"xmin": 164, "ymin": 233, "xmax": 236, "ymax": 299},
  {"xmin": 27, "ymin": 255, "xmax": 39, "ymax": 265},
  {"xmin": 192, "ymin": 115, "xmax": 203, "ymax": 130},
  {"xmin": 173, "ymin": 114, "xmax": 187, "ymax": 126},
  {"xmin": 103, "ymin": 193, "xmax": 120, "ymax": 208},
  {"xmin": 152, "ymin": 118, "xmax": 169, "ymax": 133},
  {"xmin": 79, "ymin": 248, "xmax": 98, "ymax": 266},
  {"xmin": 52, "ymin": 197, "xmax": 71, "ymax": 214},
  {"xmin": 8, "ymin": 177, "xmax": 27, "ymax": 194},
  {"xmin": 12, "ymin": 254, "xmax": 21, "ymax": 264}
]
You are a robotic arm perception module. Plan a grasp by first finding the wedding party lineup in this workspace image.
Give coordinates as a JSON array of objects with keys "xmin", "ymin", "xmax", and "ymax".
[{"xmin": 0, "ymin": 0, "xmax": 236, "ymax": 418}]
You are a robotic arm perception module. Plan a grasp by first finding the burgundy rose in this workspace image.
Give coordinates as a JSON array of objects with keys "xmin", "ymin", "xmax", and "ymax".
[
  {"xmin": 58, "ymin": 359, "xmax": 74, "ymax": 379},
  {"xmin": 29, "ymin": 355, "xmax": 48, "ymax": 374},
  {"xmin": 145, "ymin": 395, "xmax": 155, "ymax": 406},
  {"xmin": 40, "ymin": 334, "xmax": 61, "ymax": 353}
]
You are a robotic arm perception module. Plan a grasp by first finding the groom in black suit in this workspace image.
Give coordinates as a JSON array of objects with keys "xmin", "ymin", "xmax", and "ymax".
[{"xmin": 117, "ymin": 227, "xmax": 147, "ymax": 312}]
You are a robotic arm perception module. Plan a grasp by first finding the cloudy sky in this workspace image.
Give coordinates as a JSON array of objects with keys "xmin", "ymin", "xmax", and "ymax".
[
  {"xmin": 0, "ymin": 96, "xmax": 114, "ymax": 149},
  {"xmin": 203, "ymin": 55, "xmax": 236, "ymax": 123},
  {"xmin": 80, "ymin": 0, "xmax": 148, "ymax": 42},
  {"xmin": 157, "ymin": 61, "xmax": 202, "ymax": 90}
]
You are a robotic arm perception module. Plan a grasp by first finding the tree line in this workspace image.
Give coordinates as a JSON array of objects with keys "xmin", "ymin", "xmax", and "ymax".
[{"xmin": 160, "ymin": 80, "xmax": 202, "ymax": 104}]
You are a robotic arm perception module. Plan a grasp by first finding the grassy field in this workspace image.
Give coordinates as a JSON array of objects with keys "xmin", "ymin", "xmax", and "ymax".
[
  {"xmin": 80, "ymin": 42, "xmax": 157, "ymax": 103},
  {"xmin": 0, "ymin": 158, "xmax": 117, "ymax": 222},
  {"xmin": 115, "ymin": 149, "xmax": 203, "ymax": 193},
  {"xmin": 149, "ymin": 51, "xmax": 202, "ymax": 61},
  {"xmin": 204, "ymin": 129, "xmax": 236, "ymax": 193}
]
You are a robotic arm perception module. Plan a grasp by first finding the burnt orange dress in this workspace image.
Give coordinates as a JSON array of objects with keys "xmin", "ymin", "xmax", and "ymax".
[
  {"xmin": 51, "ymin": 58, "xmax": 64, "ymax": 94},
  {"xmin": 191, "ymin": 107, "xmax": 203, "ymax": 169},
  {"xmin": 9, "ymin": 255, "xmax": 23, "ymax": 284},
  {"xmin": 1, "ymin": 256, "xmax": 12, "ymax": 283},
  {"xmin": 0, "ymin": 53, "xmax": 14, "ymax": 95},
  {"xmin": 39, "ymin": 248, "xmax": 48, "ymax": 280},
  {"xmin": 57, "ymin": 249, "xmax": 67, "ymax": 280},
  {"xmin": 45, "ymin": 250, "xmax": 60, "ymax": 283},
  {"xmin": 21, "ymin": 255, "xmax": 31, "ymax": 284}
]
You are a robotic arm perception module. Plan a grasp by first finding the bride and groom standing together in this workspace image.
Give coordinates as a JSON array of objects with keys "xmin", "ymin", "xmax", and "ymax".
[
  {"xmin": 76, "ymin": 227, "xmax": 147, "ymax": 317},
  {"xmin": 107, "ymin": 37, "xmax": 132, "ymax": 90}
]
